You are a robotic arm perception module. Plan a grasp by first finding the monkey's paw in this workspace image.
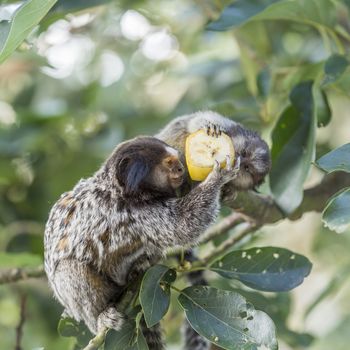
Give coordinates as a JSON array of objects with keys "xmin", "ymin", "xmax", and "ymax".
[
  {"xmin": 97, "ymin": 306, "xmax": 124, "ymax": 331},
  {"xmin": 214, "ymin": 155, "xmax": 240, "ymax": 184}
]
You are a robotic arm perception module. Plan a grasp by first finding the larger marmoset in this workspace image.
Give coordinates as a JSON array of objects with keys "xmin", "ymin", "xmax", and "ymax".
[
  {"xmin": 156, "ymin": 110, "xmax": 271, "ymax": 192},
  {"xmin": 44, "ymin": 136, "xmax": 238, "ymax": 349},
  {"xmin": 156, "ymin": 111, "xmax": 271, "ymax": 350}
]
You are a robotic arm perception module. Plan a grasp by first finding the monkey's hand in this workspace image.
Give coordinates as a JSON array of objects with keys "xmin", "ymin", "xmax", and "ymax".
[{"xmin": 208, "ymin": 155, "xmax": 240, "ymax": 185}]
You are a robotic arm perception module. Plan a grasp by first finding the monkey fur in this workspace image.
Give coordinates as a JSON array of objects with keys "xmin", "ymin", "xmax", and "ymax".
[
  {"xmin": 44, "ymin": 136, "xmax": 238, "ymax": 347},
  {"xmin": 156, "ymin": 111, "xmax": 271, "ymax": 350},
  {"xmin": 156, "ymin": 110, "xmax": 271, "ymax": 192}
]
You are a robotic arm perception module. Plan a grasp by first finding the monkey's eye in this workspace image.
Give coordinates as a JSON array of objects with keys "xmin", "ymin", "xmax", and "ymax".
[
  {"xmin": 165, "ymin": 158, "xmax": 173, "ymax": 166},
  {"xmin": 244, "ymin": 165, "xmax": 250, "ymax": 172},
  {"xmin": 241, "ymin": 150, "xmax": 247, "ymax": 158}
]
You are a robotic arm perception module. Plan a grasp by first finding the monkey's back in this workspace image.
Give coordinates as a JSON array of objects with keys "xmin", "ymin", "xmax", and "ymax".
[{"xmin": 44, "ymin": 177, "xmax": 162, "ymax": 290}]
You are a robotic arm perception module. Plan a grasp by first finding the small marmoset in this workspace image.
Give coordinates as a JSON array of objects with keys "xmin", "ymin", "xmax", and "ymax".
[
  {"xmin": 156, "ymin": 111, "xmax": 271, "ymax": 350},
  {"xmin": 44, "ymin": 136, "xmax": 238, "ymax": 348},
  {"xmin": 156, "ymin": 110, "xmax": 271, "ymax": 191}
]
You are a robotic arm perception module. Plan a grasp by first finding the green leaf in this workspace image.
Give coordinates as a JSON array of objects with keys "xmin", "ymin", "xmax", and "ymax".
[
  {"xmin": 322, "ymin": 54, "xmax": 349, "ymax": 86},
  {"xmin": 257, "ymin": 67, "xmax": 271, "ymax": 99},
  {"xmin": 51, "ymin": 0, "xmax": 112, "ymax": 13},
  {"xmin": 210, "ymin": 247, "xmax": 312, "ymax": 292},
  {"xmin": 0, "ymin": 0, "xmax": 58, "ymax": 64},
  {"xmin": 315, "ymin": 88, "xmax": 331, "ymax": 127},
  {"xmin": 316, "ymin": 143, "xmax": 350, "ymax": 173},
  {"xmin": 270, "ymin": 81, "xmax": 316, "ymax": 214},
  {"xmin": 58, "ymin": 317, "xmax": 81, "ymax": 338},
  {"xmin": 322, "ymin": 187, "xmax": 350, "ymax": 233},
  {"xmin": 105, "ymin": 310, "xmax": 149, "ymax": 350},
  {"xmin": 207, "ymin": 0, "xmax": 283, "ymax": 31},
  {"xmin": 58, "ymin": 317, "xmax": 93, "ymax": 348},
  {"xmin": 139, "ymin": 265, "xmax": 176, "ymax": 328},
  {"xmin": 0, "ymin": 252, "xmax": 42, "ymax": 268},
  {"xmin": 207, "ymin": 0, "xmax": 337, "ymax": 31},
  {"xmin": 178, "ymin": 286, "xmax": 278, "ymax": 350}
]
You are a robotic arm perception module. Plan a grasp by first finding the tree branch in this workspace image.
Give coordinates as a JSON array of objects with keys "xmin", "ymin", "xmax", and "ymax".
[
  {"xmin": 201, "ymin": 222, "xmax": 258, "ymax": 265},
  {"xmin": 195, "ymin": 172, "xmax": 350, "ymax": 264},
  {"xmin": 201, "ymin": 212, "xmax": 244, "ymax": 244},
  {"xmin": 223, "ymin": 172, "xmax": 350, "ymax": 224},
  {"xmin": 0, "ymin": 266, "xmax": 45, "ymax": 285},
  {"xmin": 15, "ymin": 294, "xmax": 27, "ymax": 350}
]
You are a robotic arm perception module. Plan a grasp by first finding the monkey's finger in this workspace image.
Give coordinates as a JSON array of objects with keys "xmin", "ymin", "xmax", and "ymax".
[
  {"xmin": 213, "ymin": 160, "xmax": 220, "ymax": 171},
  {"xmin": 226, "ymin": 155, "xmax": 232, "ymax": 171},
  {"xmin": 234, "ymin": 156, "xmax": 241, "ymax": 171}
]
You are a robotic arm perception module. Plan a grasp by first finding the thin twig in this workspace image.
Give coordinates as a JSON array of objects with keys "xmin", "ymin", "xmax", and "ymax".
[
  {"xmin": 201, "ymin": 212, "xmax": 244, "ymax": 244},
  {"xmin": 201, "ymin": 222, "xmax": 258, "ymax": 265},
  {"xmin": 15, "ymin": 294, "xmax": 27, "ymax": 350},
  {"xmin": 83, "ymin": 328, "xmax": 108, "ymax": 350},
  {"xmin": 0, "ymin": 266, "xmax": 45, "ymax": 285}
]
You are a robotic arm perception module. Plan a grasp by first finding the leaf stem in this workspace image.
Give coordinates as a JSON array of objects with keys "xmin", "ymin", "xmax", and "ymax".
[
  {"xmin": 83, "ymin": 328, "xmax": 108, "ymax": 350},
  {"xmin": 169, "ymin": 284, "xmax": 182, "ymax": 293}
]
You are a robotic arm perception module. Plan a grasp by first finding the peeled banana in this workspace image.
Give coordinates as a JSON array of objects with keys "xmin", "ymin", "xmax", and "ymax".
[{"xmin": 185, "ymin": 130, "xmax": 235, "ymax": 181}]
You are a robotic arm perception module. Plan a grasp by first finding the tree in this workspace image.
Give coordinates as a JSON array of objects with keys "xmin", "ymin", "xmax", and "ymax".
[{"xmin": 0, "ymin": 0, "xmax": 350, "ymax": 349}]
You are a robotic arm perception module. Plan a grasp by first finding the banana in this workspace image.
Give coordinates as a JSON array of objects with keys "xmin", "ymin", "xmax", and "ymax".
[{"xmin": 185, "ymin": 130, "xmax": 235, "ymax": 181}]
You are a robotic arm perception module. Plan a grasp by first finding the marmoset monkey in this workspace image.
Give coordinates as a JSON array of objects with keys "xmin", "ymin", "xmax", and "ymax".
[
  {"xmin": 44, "ymin": 136, "xmax": 238, "ymax": 348},
  {"xmin": 156, "ymin": 111, "xmax": 271, "ymax": 350},
  {"xmin": 156, "ymin": 110, "xmax": 271, "ymax": 191}
]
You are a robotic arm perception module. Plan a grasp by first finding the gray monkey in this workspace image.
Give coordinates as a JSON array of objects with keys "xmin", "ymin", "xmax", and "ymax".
[
  {"xmin": 156, "ymin": 111, "xmax": 271, "ymax": 350},
  {"xmin": 44, "ymin": 136, "xmax": 238, "ymax": 349}
]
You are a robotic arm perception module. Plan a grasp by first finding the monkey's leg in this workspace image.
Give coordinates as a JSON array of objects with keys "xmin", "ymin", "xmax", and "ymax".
[
  {"xmin": 141, "ymin": 319, "xmax": 164, "ymax": 350},
  {"xmin": 52, "ymin": 259, "xmax": 124, "ymax": 334}
]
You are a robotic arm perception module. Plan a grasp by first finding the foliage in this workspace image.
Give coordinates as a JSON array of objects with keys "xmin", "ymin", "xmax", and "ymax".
[{"xmin": 1, "ymin": 0, "xmax": 350, "ymax": 349}]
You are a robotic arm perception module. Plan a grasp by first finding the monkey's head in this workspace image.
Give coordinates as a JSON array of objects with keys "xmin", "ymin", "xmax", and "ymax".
[
  {"xmin": 110, "ymin": 137, "xmax": 185, "ymax": 197},
  {"xmin": 231, "ymin": 125, "xmax": 271, "ymax": 190}
]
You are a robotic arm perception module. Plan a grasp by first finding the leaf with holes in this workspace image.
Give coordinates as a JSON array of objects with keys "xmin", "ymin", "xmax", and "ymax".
[
  {"xmin": 0, "ymin": 0, "xmax": 57, "ymax": 64},
  {"xmin": 210, "ymin": 247, "xmax": 312, "ymax": 292},
  {"xmin": 139, "ymin": 265, "xmax": 176, "ymax": 328},
  {"xmin": 316, "ymin": 143, "xmax": 350, "ymax": 173},
  {"xmin": 178, "ymin": 286, "xmax": 278, "ymax": 350},
  {"xmin": 270, "ymin": 81, "xmax": 316, "ymax": 214},
  {"xmin": 322, "ymin": 187, "xmax": 350, "ymax": 233}
]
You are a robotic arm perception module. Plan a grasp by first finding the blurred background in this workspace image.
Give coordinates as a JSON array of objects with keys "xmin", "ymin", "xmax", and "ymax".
[{"xmin": 0, "ymin": 0, "xmax": 350, "ymax": 349}]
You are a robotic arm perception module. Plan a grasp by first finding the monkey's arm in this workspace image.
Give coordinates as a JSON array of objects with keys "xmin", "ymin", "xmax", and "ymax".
[{"xmin": 139, "ymin": 164, "xmax": 236, "ymax": 250}]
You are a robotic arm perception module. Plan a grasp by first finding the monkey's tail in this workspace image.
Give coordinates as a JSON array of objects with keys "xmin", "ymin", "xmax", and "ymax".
[{"xmin": 182, "ymin": 249, "xmax": 210, "ymax": 350}]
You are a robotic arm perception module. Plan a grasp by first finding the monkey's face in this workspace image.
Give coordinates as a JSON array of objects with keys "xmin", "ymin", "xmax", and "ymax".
[
  {"xmin": 231, "ymin": 129, "xmax": 271, "ymax": 190},
  {"xmin": 149, "ymin": 147, "xmax": 185, "ymax": 192},
  {"xmin": 114, "ymin": 137, "xmax": 184, "ymax": 196}
]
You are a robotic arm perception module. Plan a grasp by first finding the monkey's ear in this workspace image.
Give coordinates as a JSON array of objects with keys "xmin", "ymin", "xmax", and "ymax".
[{"xmin": 116, "ymin": 157, "xmax": 151, "ymax": 195}]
